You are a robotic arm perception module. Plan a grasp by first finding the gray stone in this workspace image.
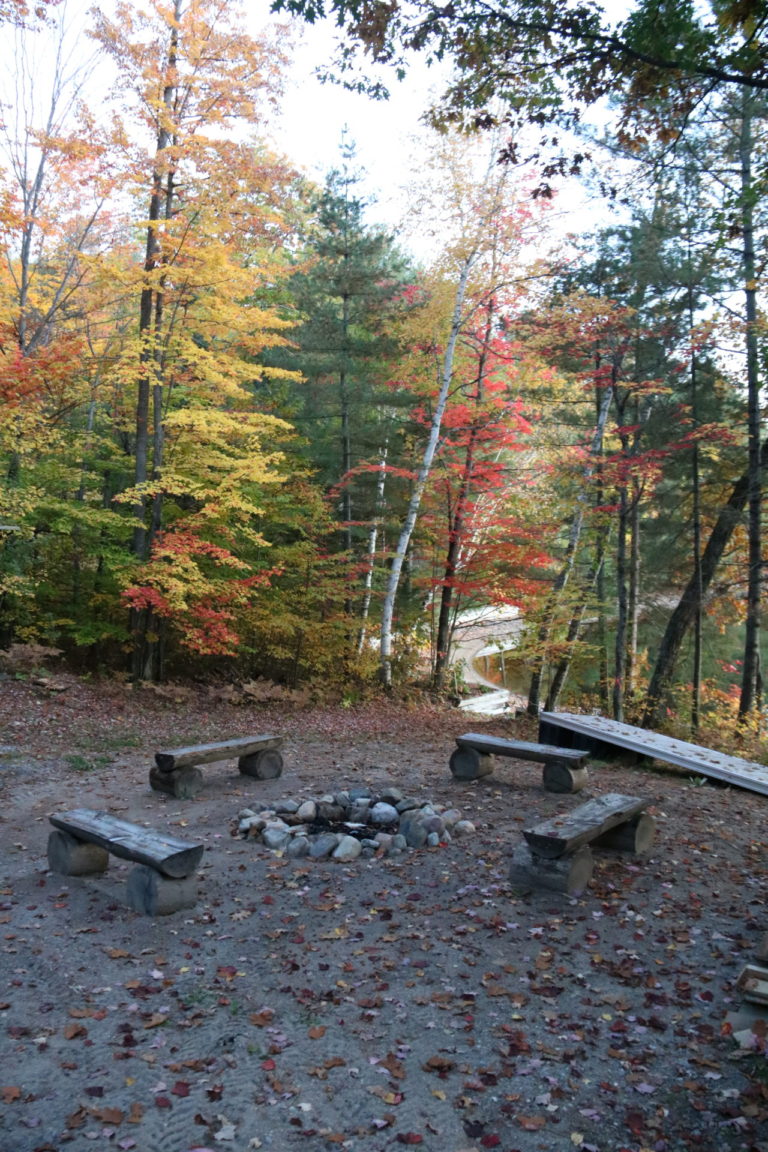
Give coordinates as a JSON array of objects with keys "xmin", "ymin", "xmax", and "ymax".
[
  {"xmin": 317, "ymin": 801, "xmax": 345, "ymax": 823},
  {"xmin": 360, "ymin": 838, "xmax": 379, "ymax": 851},
  {"xmin": 453, "ymin": 820, "xmax": 476, "ymax": 836},
  {"xmin": 296, "ymin": 800, "xmax": 317, "ymax": 822},
  {"xmin": 239, "ymin": 815, "xmax": 266, "ymax": 835},
  {"xmin": 333, "ymin": 835, "xmax": 362, "ymax": 861},
  {"xmin": 422, "ymin": 814, "xmax": 445, "ymax": 836},
  {"xmin": 262, "ymin": 825, "xmax": 291, "ymax": 851},
  {"xmin": 309, "ymin": 833, "xmax": 339, "ymax": 858},
  {"xmin": 392, "ymin": 833, "xmax": 407, "ymax": 851},
  {"xmin": 374, "ymin": 833, "xmax": 393, "ymax": 854},
  {"xmin": 396, "ymin": 797, "xmax": 421, "ymax": 813},
  {"xmin": 399, "ymin": 814, "xmax": 428, "ymax": 848},
  {"xmin": 287, "ymin": 836, "xmax": 310, "ymax": 858},
  {"xmin": 334, "ymin": 791, "xmax": 351, "ymax": 808},
  {"xmin": 379, "ymin": 785, "xmax": 403, "ymax": 804},
  {"xmin": 370, "ymin": 802, "xmax": 399, "ymax": 825},
  {"xmin": 349, "ymin": 802, "xmax": 371, "ymax": 823},
  {"xmin": 426, "ymin": 832, "xmax": 440, "ymax": 847},
  {"xmin": 238, "ymin": 808, "xmax": 257, "ymax": 819},
  {"xmin": 274, "ymin": 799, "xmax": 299, "ymax": 814},
  {"xmin": 440, "ymin": 808, "xmax": 462, "ymax": 828},
  {"xmin": 349, "ymin": 787, "xmax": 373, "ymax": 802}
]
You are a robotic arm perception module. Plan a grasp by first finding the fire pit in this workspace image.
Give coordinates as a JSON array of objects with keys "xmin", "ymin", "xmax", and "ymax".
[{"xmin": 234, "ymin": 785, "xmax": 475, "ymax": 861}]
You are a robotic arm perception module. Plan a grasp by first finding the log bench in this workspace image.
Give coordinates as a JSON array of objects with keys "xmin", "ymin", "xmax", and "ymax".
[
  {"xmin": 150, "ymin": 734, "xmax": 284, "ymax": 799},
  {"xmin": 449, "ymin": 732, "xmax": 590, "ymax": 792},
  {"xmin": 47, "ymin": 809, "xmax": 204, "ymax": 916},
  {"xmin": 509, "ymin": 792, "xmax": 656, "ymax": 895}
]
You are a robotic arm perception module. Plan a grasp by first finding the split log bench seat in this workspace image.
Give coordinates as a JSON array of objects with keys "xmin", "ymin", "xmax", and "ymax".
[
  {"xmin": 510, "ymin": 792, "xmax": 656, "ymax": 896},
  {"xmin": 47, "ymin": 809, "xmax": 204, "ymax": 916},
  {"xmin": 449, "ymin": 732, "xmax": 590, "ymax": 793},
  {"xmin": 150, "ymin": 734, "xmax": 284, "ymax": 799}
]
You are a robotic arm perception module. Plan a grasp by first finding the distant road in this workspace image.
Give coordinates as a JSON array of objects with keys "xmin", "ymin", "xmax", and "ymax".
[{"xmin": 450, "ymin": 608, "xmax": 526, "ymax": 715}]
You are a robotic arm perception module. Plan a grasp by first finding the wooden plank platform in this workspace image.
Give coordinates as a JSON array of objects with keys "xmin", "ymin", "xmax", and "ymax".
[{"xmin": 539, "ymin": 712, "xmax": 768, "ymax": 798}]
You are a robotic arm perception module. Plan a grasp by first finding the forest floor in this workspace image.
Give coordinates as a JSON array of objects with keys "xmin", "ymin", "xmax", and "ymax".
[{"xmin": 0, "ymin": 671, "xmax": 767, "ymax": 1152}]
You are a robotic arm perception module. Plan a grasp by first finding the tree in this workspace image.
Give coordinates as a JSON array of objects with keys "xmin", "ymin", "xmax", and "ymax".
[
  {"xmin": 377, "ymin": 131, "xmax": 547, "ymax": 686},
  {"xmin": 93, "ymin": 0, "xmax": 302, "ymax": 678}
]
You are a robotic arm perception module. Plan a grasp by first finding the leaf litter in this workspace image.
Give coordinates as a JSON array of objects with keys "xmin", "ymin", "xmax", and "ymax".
[{"xmin": 0, "ymin": 674, "xmax": 766, "ymax": 1150}]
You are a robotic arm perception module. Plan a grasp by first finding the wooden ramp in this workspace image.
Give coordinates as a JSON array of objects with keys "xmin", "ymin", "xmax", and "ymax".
[{"xmin": 539, "ymin": 711, "xmax": 768, "ymax": 798}]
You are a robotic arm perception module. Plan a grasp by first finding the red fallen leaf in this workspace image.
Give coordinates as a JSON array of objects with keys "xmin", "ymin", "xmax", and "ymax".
[
  {"xmin": 206, "ymin": 1084, "xmax": 223, "ymax": 1102},
  {"xmin": 155, "ymin": 1096, "xmax": 172, "ymax": 1108},
  {"xmin": 216, "ymin": 966, "xmax": 238, "ymax": 981},
  {"xmin": 1, "ymin": 1085, "xmax": 21, "ymax": 1103},
  {"xmin": 261, "ymin": 1059, "xmax": 276, "ymax": 1071},
  {"xmin": 249, "ymin": 1010, "xmax": 274, "ymax": 1027},
  {"xmin": 171, "ymin": 1081, "xmax": 190, "ymax": 1097},
  {"xmin": 481, "ymin": 1137, "xmax": 501, "ymax": 1148},
  {"xmin": 396, "ymin": 1135, "xmax": 423, "ymax": 1145}
]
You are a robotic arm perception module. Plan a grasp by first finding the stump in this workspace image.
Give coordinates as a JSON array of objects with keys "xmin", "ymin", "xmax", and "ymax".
[
  {"xmin": 47, "ymin": 829, "xmax": 109, "ymax": 876},
  {"xmin": 238, "ymin": 748, "xmax": 284, "ymax": 779},
  {"xmin": 126, "ymin": 864, "xmax": 197, "ymax": 916},
  {"xmin": 542, "ymin": 760, "xmax": 589, "ymax": 793},
  {"xmin": 509, "ymin": 842, "xmax": 594, "ymax": 895},
  {"xmin": 595, "ymin": 812, "xmax": 656, "ymax": 854},
  {"xmin": 448, "ymin": 746, "xmax": 494, "ymax": 780},
  {"xmin": 149, "ymin": 764, "xmax": 204, "ymax": 800}
]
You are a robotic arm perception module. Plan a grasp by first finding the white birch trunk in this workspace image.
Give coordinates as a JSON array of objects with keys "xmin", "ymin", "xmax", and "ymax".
[{"xmin": 379, "ymin": 255, "xmax": 474, "ymax": 686}]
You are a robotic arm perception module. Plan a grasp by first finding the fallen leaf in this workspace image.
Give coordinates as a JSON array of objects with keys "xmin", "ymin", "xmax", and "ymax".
[
  {"xmin": 308, "ymin": 1026, "xmax": 326, "ymax": 1039},
  {"xmin": 518, "ymin": 1115, "xmax": 547, "ymax": 1131},
  {"xmin": 63, "ymin": 1023, "xmax": 87, "ymax": 1041},
  {"xmin": 1, "ymin": 1085, "xmax": 21, "ymax": 1103},
  {"xmin": 143, "ymin": 1014, "xmax": 168, "ymax": 1029}
]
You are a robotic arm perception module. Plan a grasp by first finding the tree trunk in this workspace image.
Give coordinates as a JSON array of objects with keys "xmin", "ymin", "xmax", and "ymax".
[
  {"xmin": 527, "ymin": 383, "xmax": 612, "ymax": 714},
  {"xmin": 357, "ymin": 443, "xmax": 388, "ymax": 653},
  {"xmin": 738, "ymin": 88, "xmax": 762, "ymax": 720},
  {"xmin": 380, "ymin": 254, "xmax": 474, "ymax": 687},
  {"xmin": 643, "ymin": 437, "xmax": 768, "ymax": 727}
]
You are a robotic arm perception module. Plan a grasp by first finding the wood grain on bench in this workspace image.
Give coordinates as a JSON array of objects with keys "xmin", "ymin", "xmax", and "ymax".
[
  {"xmin": 155, "ymin": 734, "xmax": 283, "ymax": 773},
  {"xmin": 523, "ymin": 793, "xmax": 648, "ymax": 859},
  {"xmin": 456, "ymin": 733, "xmax": 588, "ymax": 764},
  {"xmin": 49, "ymin": 809, "xmax": 204, "ymax": 878}
]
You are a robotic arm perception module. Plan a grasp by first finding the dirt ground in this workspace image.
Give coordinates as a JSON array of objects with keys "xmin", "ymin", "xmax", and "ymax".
[{"xmin": 0, "ymin": 672, "xmax": 767, "ymax": 1152}]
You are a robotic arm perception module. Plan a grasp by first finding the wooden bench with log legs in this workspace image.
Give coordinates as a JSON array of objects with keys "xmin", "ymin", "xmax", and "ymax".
[
  {"xmin": 47, "ymin": 809, "xmax": 204, "ymax": 916},
  {"xmin": 449, "ymin": 732, "xmax": 591, "ymax": 793},
  {"xmin": 509, "ymin": 792, "xmax": 656, "ymax": 896},
  {"xmin": 149, "ymin": 734, "xmax": 284, "ymax": 799}
]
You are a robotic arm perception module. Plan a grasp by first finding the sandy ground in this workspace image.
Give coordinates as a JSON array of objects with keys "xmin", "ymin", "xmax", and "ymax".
[{"xmin": 0, "ymin": 673, "xmax": 767, "ymax": 1152}]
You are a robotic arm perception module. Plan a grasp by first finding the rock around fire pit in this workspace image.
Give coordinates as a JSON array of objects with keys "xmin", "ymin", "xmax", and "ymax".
[{"xmin": 234, "ymin": 785, "xmax": 475, "ymax": 862}]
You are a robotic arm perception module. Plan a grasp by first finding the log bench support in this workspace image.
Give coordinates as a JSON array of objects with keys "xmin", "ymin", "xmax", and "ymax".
[
  {"xmin": 150, "ymin": 734, "xmax": 284, "ymax": 799},
  {"xmin": 47, "ymin": 809, "xmax": 204, "ymax": 916},
  {"xmin": 450, "ymin": 732, "xmax": 590, "ymax": 793},
  {"xmin": 510, "ymin": 792, "xmax": 656, "ymax": 896}
]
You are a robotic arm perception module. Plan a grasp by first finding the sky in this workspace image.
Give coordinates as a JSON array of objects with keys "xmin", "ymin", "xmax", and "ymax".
[{"xmin": 250, "ymin": 2, "xmax": 447, "ymax": 236}]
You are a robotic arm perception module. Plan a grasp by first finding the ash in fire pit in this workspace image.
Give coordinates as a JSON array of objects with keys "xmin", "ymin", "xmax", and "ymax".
[{"xmin": 234, "ymin": 785, "xmax": 475, "ymax": 861}]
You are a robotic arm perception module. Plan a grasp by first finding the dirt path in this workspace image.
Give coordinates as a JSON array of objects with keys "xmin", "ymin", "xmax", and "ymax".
[{"xmin": 0, "ymin": 674, "xmax": 767, "ymax": 1152}]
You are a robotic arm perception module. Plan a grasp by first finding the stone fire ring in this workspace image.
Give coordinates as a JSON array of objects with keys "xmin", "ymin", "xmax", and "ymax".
[{"xmin": 234, "ymin": 785, "xmax": 476, "ymax": 862}]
